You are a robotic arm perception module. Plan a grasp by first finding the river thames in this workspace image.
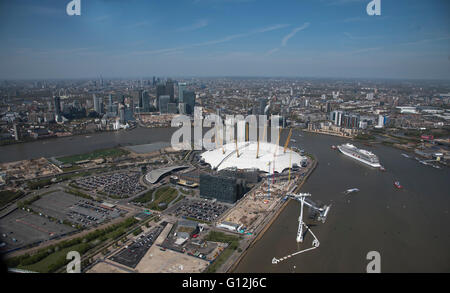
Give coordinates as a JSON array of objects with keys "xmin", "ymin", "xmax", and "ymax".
[
  {"xmin": 1, "ymin": 127, "xmax": 449, "ymax": 272},
  {"xmin": 235, "ymin": 131, "xmax": 450, "ymax": 273}
]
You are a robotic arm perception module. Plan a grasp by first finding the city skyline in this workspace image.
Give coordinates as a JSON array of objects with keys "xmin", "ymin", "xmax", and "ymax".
[{"xmin": 0, "ymin": 0, "xmax": 449, "ymax": 80}]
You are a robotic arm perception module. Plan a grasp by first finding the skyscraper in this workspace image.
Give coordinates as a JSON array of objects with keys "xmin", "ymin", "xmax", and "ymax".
[
  {"xmin": 119, "ymin": 104, "xmax": 126, "ymax": 124},
  {"xmin": 326, "ymin": 102, "xmax": 332, "ymax": 113},
  {"xmin": 156, "ymin": 84, "xmax": 166, "ymax": 111},
  {"xmin": 183, "ymin": 90, "xmax": 196, "ymax": 115},
  {"xmin": 108, "ymin": 94, "xmax": 114, "ymax": 113},
  {"xmin": 178, "ymin": 82, "xmax": 187, "ymax": 103},
  {"xmin": 138, "ymin": 90, "xmax": 143, "ymax": 109},
  {"xmin": 159, "ymin": 95, "xmax": 170, "ymax": 114},
  {"xmin": 54, "ymin": 96, "xmax": 61, "ymax": 121},
  {"xmin": 259, "ymin": 98, "xmax": 267, "ymax": 115},
  {"xmin": 142, "ymin": 91, "xmax": 150, "ymax": 112},
  {"xmin": 165, "ymin": 79, "xmax": 175, "ymax": 102},
  {"xmin": 93, "ymin": 94, "xmax": 103, "ymax": 114}
]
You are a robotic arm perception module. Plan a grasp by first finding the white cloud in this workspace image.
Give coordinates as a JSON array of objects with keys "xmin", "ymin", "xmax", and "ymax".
[
  {"xmin": 132, "ymin": 23, "xmax": 288, "ymax": 56},
  {"xmin": 281, "ymin": 23, "xmax": 310, "ymax": 47},
  {"xmin": 400, "ymin": 35, "xmax": 450, "ymax": 46},
  {"xmin": 266, "ymin": 22, "xmax": 310, "ymax": 56},
  {"xmin": 256, "ymin": 24, "xmax": 290, "ymax": 33}
]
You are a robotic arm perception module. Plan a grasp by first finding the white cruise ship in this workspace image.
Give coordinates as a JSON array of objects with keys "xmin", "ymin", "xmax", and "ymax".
[{"xmin": 337, "ymin": 143, "xmax": 381, "ymax": 168}]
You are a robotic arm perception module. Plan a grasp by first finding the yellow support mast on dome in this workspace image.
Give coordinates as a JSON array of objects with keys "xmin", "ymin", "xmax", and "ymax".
[
  {"xmin": 288, "ymin": 148, "xmax": 292, "ymax": 183},
  {"xmin": 284, "ymin": 128, "xmax": 292, "ymax": 153}
]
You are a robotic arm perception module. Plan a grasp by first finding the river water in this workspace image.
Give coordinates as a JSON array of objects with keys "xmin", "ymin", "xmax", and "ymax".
[
  {"xmin": 1, "ymin": 128, "xmax": 449, "ymax": 272},
  {"xmin": 0, "ymin": 127, "xmax": 174, "ymax": 163},
  {"xmin": 235, "ymin": 131, "xmax": 450, "ymax": 273}
]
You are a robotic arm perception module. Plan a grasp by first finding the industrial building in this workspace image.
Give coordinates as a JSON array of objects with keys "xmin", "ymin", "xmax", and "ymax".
[{"xmin": 199, "ymin": 172, "xmax": 246, "ymax": 204}]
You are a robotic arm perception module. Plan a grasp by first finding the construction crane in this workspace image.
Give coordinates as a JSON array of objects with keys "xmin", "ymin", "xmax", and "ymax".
[
  {"xmin": 272, "ymin": 193, "xmax": 331, "ymax": 264},
  {"xmin": 284, "ymin": 128, "xmax": 292, "ymax": 153}
]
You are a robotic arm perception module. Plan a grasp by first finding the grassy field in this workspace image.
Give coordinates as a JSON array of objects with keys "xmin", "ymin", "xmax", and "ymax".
[
  {"xmin": 204, "ymin": 246, "xmax": 234, "ymax": 273},
  {"xmin": 355, "ymin": 133, "xmax": 376, "ymax": 140},
  {"xmin": 204, "ymin": 231, "xmax": 240, "ymax": 273},
  {"xmin": 147, "ymin": 186, "xmax": 178, "ymax": 211},
  {"xmin": 61, "ymin": 165, "xmax": 82, "ymax": 172},
  {"xmin": 179, "ymin": 188, "xmax": 194, "ymax": 195},
  {"xmin": 19, "ymin": 242, "xmax": 90, "ymax": 273},
  {"xmin": 57, "ymin": 148, "xmax": 129, "ymax": 164},
  {"xmin": 172, "ymin": 195, "xmax": 185, "ymax": 205},
  {"xmin": 131, "ymin": 189, "xmax": 155, "ymax": 204},
  {"xmin": 8, "ymin": 217, "xmax": 139, "ymax": 272},
  {"xmin": 65, "ymin": 188, "xmax": 95, "ymax": 201},
  {"xmin": 28, "ymin": 178, "xmax": 52, "ymax": 190},
  {"xmin": 205, "ymin": 231, "xmax": 240, "ymax": 248},
  {"xmin": 185, "ymin": 216, "xmax": 210, "ymax": 224},
  {"xmin": 0, "ymin": 190, "xmax": 24, "ymax": 209},
  {"xmin": 59, "ymin": 171, "xmax": 93, "ymax": 181}
]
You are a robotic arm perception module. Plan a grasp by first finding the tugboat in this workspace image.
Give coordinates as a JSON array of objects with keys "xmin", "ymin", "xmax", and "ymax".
[{"xmin": 394, "ymin": 181, "xmax": 403, "ymax": 189}]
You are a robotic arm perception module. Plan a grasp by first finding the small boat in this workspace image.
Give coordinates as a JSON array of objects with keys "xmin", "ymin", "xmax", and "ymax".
[
  {"xmin": 331, "ymin": 145, "xmax": 337, "ymax": 150},
  {"xmin": 379, "ymin": 166, "xmax": 386, "ymax": 171},
  {"xmin": 344, "ymin": 188, "xmax": 360, "ymax": 194},
  {"xmin": 394, "ymin": 181, "xmax": 403, "ymax": 189},
  {"xmin": 401, "ymin": 153, "xmax": 410, "ymax": 158}
]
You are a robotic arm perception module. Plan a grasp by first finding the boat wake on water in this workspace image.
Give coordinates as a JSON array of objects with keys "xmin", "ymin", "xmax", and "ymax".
[{"xmin": 344, "ymin": 188, "xmax": 360, "ymax": 195}]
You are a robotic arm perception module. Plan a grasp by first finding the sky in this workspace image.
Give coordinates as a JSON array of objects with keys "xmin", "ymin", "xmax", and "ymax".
[{"xmin": 0, "ymin": 0, "xmax": 449, "ymax": 80}]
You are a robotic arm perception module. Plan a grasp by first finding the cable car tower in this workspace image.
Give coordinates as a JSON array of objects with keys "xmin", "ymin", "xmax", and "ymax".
[{"xmin": 272, "ymin": 193, "xmax": 331, "ymax": 264}]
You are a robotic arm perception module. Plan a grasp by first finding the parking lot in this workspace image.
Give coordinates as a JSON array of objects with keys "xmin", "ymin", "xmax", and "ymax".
[
  {"xmin": 171, "ymin": 198, "xmax": 229, "ymax": 223},
  {"xmin": 109, "ymin": 222, "xmax": 167, "ymax": 268},
  {"xmin": 30, "ymin": 190, "xmax": 123, "ymax": 228},
  {"xmin": 74, "ymin": 171, "xmax": 145, "ymax": 198},
  {"xmin": 0, "ymin": 209, "xmax": 75, "ymax": 251}
]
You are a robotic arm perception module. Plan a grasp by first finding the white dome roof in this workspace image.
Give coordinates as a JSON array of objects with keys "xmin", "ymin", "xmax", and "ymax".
[{"xmin": 200, "ymin": 141, "xmax": 305, "ymax": 173}]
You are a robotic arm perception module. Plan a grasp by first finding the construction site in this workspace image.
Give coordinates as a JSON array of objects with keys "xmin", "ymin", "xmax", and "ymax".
[
  {"xmin": 199, "ymin": 127, "xmax": 308, "ymax": 234},
  {"xmin": 0, "ymin": 157, "xmax": 62, "ymax": 181},
  {"xmin": 217, "ymin": 169, "xmax": 304, "ymax": 233}
]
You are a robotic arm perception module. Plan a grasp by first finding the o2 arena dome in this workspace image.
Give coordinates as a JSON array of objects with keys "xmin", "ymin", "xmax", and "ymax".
[{"xmin": 200, "ymin": 141, "xmax": 305, "ymax": 173}]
